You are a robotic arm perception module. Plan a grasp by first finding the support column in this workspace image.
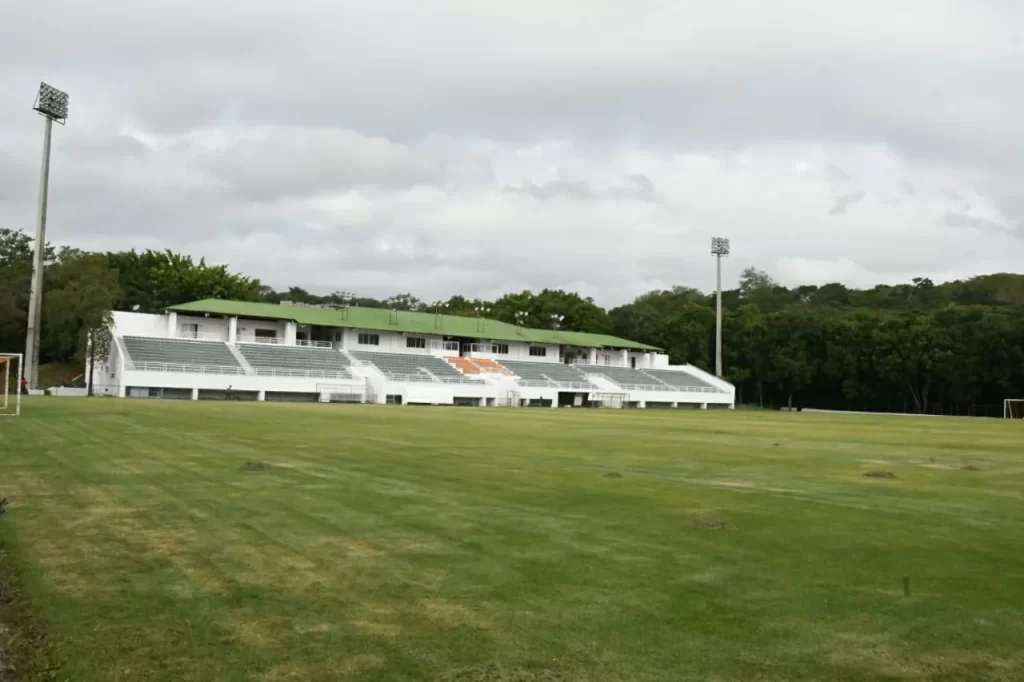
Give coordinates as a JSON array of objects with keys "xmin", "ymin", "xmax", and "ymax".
[
  {"xmin": 620, "ymin": 349, "xmax": 629, "ymax": 367},
  {"xmin": 638, "ymin": 400, "xmax": 647, "ymax": 409},
  {"xmin": 671, "ymin": 402, "xmax": 678, "ymax": 408},
  {"xmin": 284, "ymin": 321, "xmax": 297, "ymax": 345},
  {"xmin": 228, "ymin": 316, "xmax": 238, "ymax": 343},
  {"xmin": 700, "ymin": 403, "xmax": 708, "ymax": 410},
  {"xmin": 258, "ymin": 390, "xmax": 266, "ymax": 401},
  {"xmin": 167, "ymin": 311, "xmax": 178, "ymax": 337},
  {"xmin": 191, "ymin": 388, "xmax": 199, "ymax": 401}
]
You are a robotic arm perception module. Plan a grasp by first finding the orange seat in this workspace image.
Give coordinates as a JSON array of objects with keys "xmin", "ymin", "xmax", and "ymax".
[
  {"xmin": 446, "ymin": 356, "xmax": 481, "ymax": 374},
  {"xmin": 474, "ymin": 358, "xmax": 513, "ymax": 375}
]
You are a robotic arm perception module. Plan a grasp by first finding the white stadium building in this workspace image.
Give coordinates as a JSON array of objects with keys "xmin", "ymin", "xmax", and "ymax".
[{"xmin": 91, "ymin": 299, "xmax": 735, "ymax": 409}]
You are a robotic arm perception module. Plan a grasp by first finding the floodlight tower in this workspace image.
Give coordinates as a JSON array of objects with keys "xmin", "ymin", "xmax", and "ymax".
[
  {"xmin": 711, "ymin": 237, "xmax": 730, "ymax": 377},
  {"xmin": 514, "ymin": 311, "xmax": 529, "ymax": 335},
  {"xmin": 24, "ymin": 82, "xmax": 70, "ymax": 390},
  {"xmin": 474, "ymin": 306, "xmax": 490, "ymax": 333}
]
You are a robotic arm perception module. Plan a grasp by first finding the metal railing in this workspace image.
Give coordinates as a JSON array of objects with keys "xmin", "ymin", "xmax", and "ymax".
[
  {"xmin": 174, "ymin": 331, "xmax": 224, "ymax": 342},
  {"xmin": 129, "ymin": 361, "xmax": 246, "ymax": 375},
  {"xmin": 438, "ymin": 376, "xmax": 486, "ymax": 385},
  {"xmin": 255, "ymin": 368, "xmax": 351, "ymax": 379},
  {"xmin": 237, "ymin": 335, "xmax": 282, "ymax": 345},
  {"xmin": 382, "ymin": 372, "xmax": 438, "ymax": 383},
  {"xmin": 236, "ymin": 336, "xmax": 333, "ymax": 349},
  {"xmin": 296, "ymin": 339, "xmax": 334, "ymax": 349}
]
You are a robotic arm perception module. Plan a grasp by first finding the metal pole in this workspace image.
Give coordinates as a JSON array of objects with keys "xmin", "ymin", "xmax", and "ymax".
[
  {"xmin": 715, "ymin": 254, "xmax": 723, "ymax": 377},
  {"xmin": 24, "ymin": 115, "xmax": 54, "ymax": 391}
]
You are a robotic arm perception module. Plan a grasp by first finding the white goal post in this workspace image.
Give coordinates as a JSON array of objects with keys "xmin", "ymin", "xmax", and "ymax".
[
  {"xmin": 1005, "ymin": 399, "xmax": 1024, "ymax": 419},
  {"xmin": 591, "ymin": 392, "xmax": 627, "ymax": 409},
  {"xmin": 1, "ymin": 353, "xmax": 23, "ymax": 418}
]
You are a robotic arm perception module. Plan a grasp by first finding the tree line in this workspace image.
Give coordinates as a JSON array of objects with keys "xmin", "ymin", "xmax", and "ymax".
[{"xmin": 3, "ymin": 226, "xmax": 1023, "ymax": 415}]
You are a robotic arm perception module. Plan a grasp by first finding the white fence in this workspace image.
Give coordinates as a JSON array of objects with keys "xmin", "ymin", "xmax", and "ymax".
[
  {"xmin": 255, "ymin": 368, "xmax": 352, "ymax": 379},
  {"xmin": 129, "ymin": 362, "xmax": 247, "ymax": 375}
]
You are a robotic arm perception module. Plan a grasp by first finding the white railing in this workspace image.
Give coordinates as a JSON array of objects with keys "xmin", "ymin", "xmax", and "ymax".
[
  {"xmin": 254, "ymin": 367, "xmax": 351, "ymax": 379},
  {"xmin": 438, "ymin": 376, "xmax": 486, "ymax": 385},
  {"xmin": 175, "ymin": 331, "xmax": 224, "ymax": 342},
  {"xmin": 383, "ymin": 372, "xmax": 438, "ymax": 383},
  {"xmin": 519, "ymin": 378, "xmax": 593, "ymax": 389},
  {"xmin": 236, "ymin": 336, "xmax": 333, "ymax": 349},
  {"xmin": 237, "ymin": 335, "xmax": 282, "ymax": 345},
  {"xmin": 295, "ymin": 339, "xmax": 334, "ymax": 349},
  {"xmin": 129, "ymin": 361, "xmax": 246, "ymax": 375}
]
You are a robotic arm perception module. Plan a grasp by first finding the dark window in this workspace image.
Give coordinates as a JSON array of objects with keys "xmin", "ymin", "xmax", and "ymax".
[
  {"xmin": 358, "ymin": 333, "xmax": 380, "ymax": 346},
  {"xmin": 492, "ymin": 343, "xmax": 509, "ymax": 355},
  {"xmin": 529, "ymin": 346, "xmax": 546, "ymax": 357},
  {"xmin": 254, "ymin": 329, "xmax": 277, "ymax": 339},
  {"xmin": 406, "ymin": 336, "xmax": 426, "ymax": 349}
]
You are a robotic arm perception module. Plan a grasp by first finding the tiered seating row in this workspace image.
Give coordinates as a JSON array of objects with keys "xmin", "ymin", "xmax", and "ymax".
[
  {"xmin": 238, "ymin": 344, "xmax": 352, "ymax": 379},
  {"xmin": 352, "ymin": 351, "xmax": 484, "ymax": 384},
  {"xmin": 644, "ymin": 369, "xmax": 714, "ymax": 390},
  {"xmin": 123, "ymin": 337, "xmax": 243, "ymax": 374},
  {"xmin": 499, "ymin": 360, "xmax": 592, "ymax": 387}
]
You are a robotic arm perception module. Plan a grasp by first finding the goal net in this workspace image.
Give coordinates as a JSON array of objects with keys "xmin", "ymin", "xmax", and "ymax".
[
  {"xmin": 590, "ymin": 392, "xmax": 626, "ymax": 409},
  {"xmin": 1, "ymin": 353, "xmax": 23, "ymax": 418},
  {"xmin": 1004, "ymin": 399, "xmax": 1024, "ymax": 419}
]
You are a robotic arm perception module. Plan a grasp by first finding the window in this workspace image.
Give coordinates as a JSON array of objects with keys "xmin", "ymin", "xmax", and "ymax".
[
  {"xmin": 529, "ymin": 346, "xmax": 546, "ymax": 357},
  {"xmin": 334, "ymin": 332, "xmax": 342, "ymax": 342},
  {"xmin": 406, "ymin": 336, "xmax": 426, "ymax": 349},
  {"xmin": 358, "ymin": 333, "xmax": 380, "ymax": 346},
  {"xmin": 254, "ymin": 329, "xmax": 277, "ymax": 339},
  {"xmin": 179, "ymin": 323, "xmax": 199, "ymax": 338},
  {"xmin": 491, "ymin": 343, "xmax": 509, "ymax": 355}
]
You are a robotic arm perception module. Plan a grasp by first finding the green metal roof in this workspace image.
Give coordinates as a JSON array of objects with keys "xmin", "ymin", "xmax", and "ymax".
[{"xmin": 168, "ymin": 299, "xmax": 660, "ymax": 351}]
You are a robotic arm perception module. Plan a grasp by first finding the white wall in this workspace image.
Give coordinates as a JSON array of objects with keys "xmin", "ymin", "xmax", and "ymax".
[
  {"xmin": 119, "ymin": 369, "xmax": 364, "ymax": 396},
  {"xmin": 111, "ymin": 311, "xmax": 167, "ymax": 337},
  {"xmin": 236, "ymin": 318, "xmax": 287, "ymax": 341},
  {"xmin": 175, "ymin": 314, "xmax": 229, "ymax": 340}
]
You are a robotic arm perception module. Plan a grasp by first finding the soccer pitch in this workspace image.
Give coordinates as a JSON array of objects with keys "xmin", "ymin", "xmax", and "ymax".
[{"xmin": 2, "ymin": 401, "xmax": 1023, "ymax": 681}]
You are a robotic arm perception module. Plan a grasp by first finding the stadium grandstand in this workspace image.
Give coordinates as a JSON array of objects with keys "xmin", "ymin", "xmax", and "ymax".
[{"xmin": 90, "ymin": 299, "xmax": 735, "ymax": 408}]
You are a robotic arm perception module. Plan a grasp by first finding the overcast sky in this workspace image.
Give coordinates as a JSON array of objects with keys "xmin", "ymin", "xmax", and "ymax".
[{"xmin": 3, "ymin": 0, "xmax": 1024, "ymax": 305}]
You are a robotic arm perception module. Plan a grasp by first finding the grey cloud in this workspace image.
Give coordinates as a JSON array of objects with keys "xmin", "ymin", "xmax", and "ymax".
[
  {"xmin": 195, "ymin": 129, "xmax": 435, "ymax": 201},
  {"xmin": 503, "ymin": 173, "xmax": 657, "ymax": 202},
  {"xmin": 828, "ymin": 190, "xmax": 866, "ymax": 215},
  {"xmin": 827, "ymin": 164, "xmax": 851, "ymax": 183},
  {"xmin": 939, "ymin": 212, "xmax": 1011, "ymax": 236},
  {"xmin": 3, "ymin": 1, "xmax": 1024, "ymax": 303}
]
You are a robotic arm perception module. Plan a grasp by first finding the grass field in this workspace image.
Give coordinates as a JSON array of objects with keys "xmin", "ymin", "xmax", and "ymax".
[{"xmin": 2, "ymin": 400, "xmax": 1024, "ymax": 681}]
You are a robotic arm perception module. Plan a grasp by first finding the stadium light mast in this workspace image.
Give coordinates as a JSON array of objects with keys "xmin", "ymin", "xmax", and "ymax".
[
  {"xmin": 514, "ymin": 311, "xmax": 528, "ymax": 335},
  {"xmin": 474, "ymin": 306, "xmax": 490, "ymax": 333},
  {"xmin": 24, "ymin": 82, "xmax": 69, "ymax": 390},
  {"xmin": 711, "ymin": 237, "xmax": 730, "ymax": 377}
]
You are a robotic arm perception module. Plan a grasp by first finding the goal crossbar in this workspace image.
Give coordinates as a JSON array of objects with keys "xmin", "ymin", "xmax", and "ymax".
[
  {"xmin": 1004, "ymin": 399, "xmax": 1024, "ymax": 419},
  {"xmin": 0, "ymin": 353, "xmax": 23, "ymax": 418}
]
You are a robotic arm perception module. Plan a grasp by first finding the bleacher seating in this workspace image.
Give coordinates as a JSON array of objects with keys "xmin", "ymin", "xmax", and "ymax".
[
  {"xmin": 580, "ymin": 365, "xmax": 669, "ymax": 389},
  {"xmin": 447, "ymin": 356, "xmax": 480, "ymax": 374},
  {"xmin": 644, "ymin": 369, "xmax": 714, "ymax": 390},
  {"xmin": 474, "ymin": 358, "xmax": 513, "ymax": 375},
  {"xmin": 123, "ymin": 337, "xmax": 241, "ymax": 373},
  {"xmin": 352, "ymin": 351, "xmax": 484, "ymax": 383},
  {"xmin": 238, "ymin": 344, "xmax": 352, "ymax": 378},
  {"xmin": 499, "ymin": 360, "xmax": 591, "ymax": 386}
]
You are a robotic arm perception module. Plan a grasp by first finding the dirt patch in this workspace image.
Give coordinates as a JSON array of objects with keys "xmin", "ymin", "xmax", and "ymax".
[
  {"xmin": 241, "ymin": 461, "xmax": 273, "ymax": 472},
  {"xmin": 688, "ymin": 516, "xmax": 735, "ymax": 531},
  {"xmin": 441, "ymin": 662, "xmax": 568, "ymax": 681},
  {"xmin": 962, "ymin": 464, "xmax": 983, "ymax": 472},
  {"xmin": 603, "ymin": 472, "xmax": 622, "ymax": 478},
  {"xmin": 421, "ymin": 598, "xmax": 492, "ymax": 629},
  {"xmin": 0, "ymin": 621, "xmax": 12, "ymax": 682},
  {"xmin": 353, "ymin": 620, "xmax": 401, "ymax": 638},
  {"xmin": 864, "ymin": 470, "xmax": 897, "ymax": 479}
]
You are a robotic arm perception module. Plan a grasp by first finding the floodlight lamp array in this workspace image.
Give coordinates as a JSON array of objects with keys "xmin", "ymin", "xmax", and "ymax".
[
  {"xmin": 34, "ymin": 82, "xmax": 69, "ymax": 122},
  {"xmin": 711, "ymin": 237, "xmax": 731, "ymax": 256}
]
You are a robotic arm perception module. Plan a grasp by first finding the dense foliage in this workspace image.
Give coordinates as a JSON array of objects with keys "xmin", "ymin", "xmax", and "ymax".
[{"xmin": 2, "ymin": 227, "xmax": 1023, "ymax": 414}]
